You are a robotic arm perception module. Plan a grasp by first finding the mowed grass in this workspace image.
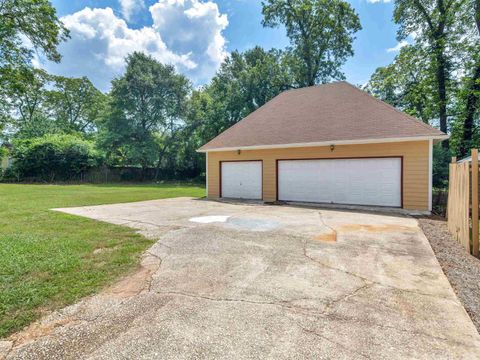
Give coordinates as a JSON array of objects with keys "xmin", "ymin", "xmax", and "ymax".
[{"xmin": 0, "ymin": 183, "xmax": 204, "ymax": 338}]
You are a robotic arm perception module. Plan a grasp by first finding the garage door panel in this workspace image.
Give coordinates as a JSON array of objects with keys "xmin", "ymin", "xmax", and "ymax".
[
  {"xmin": 278, "ymin": 158, "xmax": 401, "ymax": 207},
  {"xmin": 221, "ymin": 161, "xmax": 262, "ymax": 200}
]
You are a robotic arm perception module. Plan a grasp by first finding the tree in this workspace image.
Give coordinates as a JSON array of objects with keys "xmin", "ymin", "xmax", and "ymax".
[
  {"xmin": 457, "ymin": 0, "xmax": 480, "ymax": 155},
  {"xmin": 365, "ymin": 45, "xmax": 436, "ymax": 123},
  {"xmin": 394, "ymin": 0, "xmax": 464, "ymax": 145},
  {"xmin": 185, "ymin": 47, "xmax": 293, "ymax": 144},
  {"xmin": 262, "ymin": 0, "xmax": 361, "ymax": 87},
  {"xmin": 46, "ymin": 76, "xmax": 107, "ymax": 134},
  {"xmin": 0, "ymin": 67, "xmax": 58, "ymax": 139},
  {"xmin": 0, "ymin": 0, "xmax": 69, "ymax": 69},
  {"xmin": 207, "ymin": 47, "xmax": 293, "ymax": 131},
  {"xmin": 0, "ymin": 0, "xmax": 69, "ymax": 143},
  {"xmin": 100, "ymin": 52, "xmax": 190, "ymax": 174}
]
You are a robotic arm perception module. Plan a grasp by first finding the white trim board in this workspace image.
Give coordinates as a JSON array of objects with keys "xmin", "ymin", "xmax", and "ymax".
[
  {"xmin": 197, "ymin": 135, "xmax": 449, "ymax": 153},
  {"xmin": 428, "ymin": 139, "xmax": 433, "ymax": 212},
  {"xmin": 205, "ymin": 152, "xmax": 209, "ymax": 198}
]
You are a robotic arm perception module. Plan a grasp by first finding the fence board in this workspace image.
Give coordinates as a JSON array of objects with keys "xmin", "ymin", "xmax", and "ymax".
[
  {"xmin": 472, "ymin": 149, "xmax": 479, "ymax": 257},
  {"xmin": 447, "ymin": 161, "xmax": 470, "ymax": 252}
]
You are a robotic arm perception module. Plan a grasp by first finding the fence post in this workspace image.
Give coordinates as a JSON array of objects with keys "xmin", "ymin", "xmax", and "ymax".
[{"xmin": 472, "ymin": 149, "xmax": 479, "ymax": 257}]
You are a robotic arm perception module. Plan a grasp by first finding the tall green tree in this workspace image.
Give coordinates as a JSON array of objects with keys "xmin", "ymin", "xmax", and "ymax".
[
  {"xmin": 100, "ymin": 52, "xmax": 190, "ymax": 173},
  {"xmin": 261, "ymin": 0, "xmax": 361, "ymax": 86},
  {"xmin": 0, "ymin": 0, "xmax": 69, "ymax": 68},
  {"xmin": 2, "ymin": 67, "xmax": 55, "ymax": 139},
  {"xmin": 185, "ymin": 47, "xmax": 292, "ymax": 149},
  {"xmin": 46, "ymin": 76, "xmax": 107, "ymax": 134},
  {"xmin": 394, "ymin": 0, "xmax": 464, "ymax": 143},
  {"xmin": 207, "ymin": 47, "xmax": 293, "ymax": 131},
  {"xmin": 457, "ymin": 0, "xmax": 480, "ymax": 155},
  {"xmin": 365, "ymin": 45, "xmax": 436, "ymax": 123},
  {"xmin": 0, "ymin": 0, "xmax": 69, "ymax": 143}
]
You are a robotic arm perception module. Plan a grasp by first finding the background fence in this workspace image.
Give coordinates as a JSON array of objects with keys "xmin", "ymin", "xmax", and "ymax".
[
  {"xmin": 2, "ymin": 166, "xmax": 204, "ymax": 184},
  {"xmin": 447, "ymin": 149, "xmax": 479, "ymax": 257}
]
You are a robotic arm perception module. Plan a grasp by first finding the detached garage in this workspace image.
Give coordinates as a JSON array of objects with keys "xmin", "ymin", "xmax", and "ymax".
[{"xmin": 198, "ymin": 82, "xmax": 448, "ymax": 212}]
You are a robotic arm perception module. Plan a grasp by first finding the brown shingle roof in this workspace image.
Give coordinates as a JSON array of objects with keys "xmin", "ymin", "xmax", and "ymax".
[{"xmin": 198, "ymin": 81, "xmax": 447, "ymax": 151}]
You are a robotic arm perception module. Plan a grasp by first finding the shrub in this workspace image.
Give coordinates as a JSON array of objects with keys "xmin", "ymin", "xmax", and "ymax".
[{"xmin": 11, "ymin": 134, "xmax": 102, "ymax": 181}]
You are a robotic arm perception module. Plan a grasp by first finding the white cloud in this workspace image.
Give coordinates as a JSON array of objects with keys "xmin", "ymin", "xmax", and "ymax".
[
  {"xmin": 119, "ymin": 0, "xmax": 145, "ymax": 21},
  {"xmin": 150, "ymin": 0, "xmax": 228, "ymax": 84},
  {"xmin": 38, "ymin": 1, "xmax": 228, "ymax": 91},
  {"xmin": 366, "ymin": 0, "xmax": 392, "ymax": 3},
  {"xmin": 386, "ymin": 40, "xmax": 409, "ymax": 53}
]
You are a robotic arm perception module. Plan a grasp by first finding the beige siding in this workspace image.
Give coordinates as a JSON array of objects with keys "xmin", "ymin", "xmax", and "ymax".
[{"xmin": 207, "ymin": 141, "xmax": 429, "ymax": 211}]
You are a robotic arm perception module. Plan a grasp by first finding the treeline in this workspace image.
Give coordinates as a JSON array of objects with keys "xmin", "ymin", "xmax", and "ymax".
[{"xmin": 1, "ymin": 0, "xmax": 479, "ymax": 187}]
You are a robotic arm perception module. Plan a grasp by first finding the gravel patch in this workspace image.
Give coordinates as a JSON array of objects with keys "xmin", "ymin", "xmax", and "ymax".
[{"xmin": 418, "ymin": 218, "xmax": 480, "ymax": 332}]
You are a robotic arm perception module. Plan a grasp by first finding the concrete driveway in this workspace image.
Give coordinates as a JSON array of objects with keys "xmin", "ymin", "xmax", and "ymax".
[{"xmin": 3, "ymin": 198, "xmax": 480, "ymax": 359}]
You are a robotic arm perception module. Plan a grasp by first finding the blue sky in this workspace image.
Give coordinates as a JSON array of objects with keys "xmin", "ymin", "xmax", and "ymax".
[{"xmin": 44, "ymin": 0, "xmax": 404, "ymax": 92}]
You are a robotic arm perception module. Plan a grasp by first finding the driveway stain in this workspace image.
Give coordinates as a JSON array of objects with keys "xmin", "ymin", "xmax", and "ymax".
[
  {"xmin": 338, "ymin": 223, "xmax": 418, "ymax": 233},
  {"xmin": 226, "ymin": 217, "xmax": 281, "ymax": 232},
  {"xmin": 313, "ymin": 232, "xmax": 337, "ymax": 242}
]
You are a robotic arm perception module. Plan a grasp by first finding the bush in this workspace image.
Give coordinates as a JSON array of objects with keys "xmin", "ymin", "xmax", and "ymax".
[{"xmin": 11, "ymin": 134, "xmax": 102, "ymax": 181}]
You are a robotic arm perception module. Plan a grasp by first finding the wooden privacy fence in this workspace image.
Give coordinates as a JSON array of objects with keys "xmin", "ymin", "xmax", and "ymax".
[{"xmin": 447, "ymin": 149, "xmax": 479, "ymax": 257}]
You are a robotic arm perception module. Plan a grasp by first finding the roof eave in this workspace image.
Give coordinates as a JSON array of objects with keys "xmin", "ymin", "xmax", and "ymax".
[{"xmin": 196, "ymin": 134, "xmax": 449, "ymax": 153}]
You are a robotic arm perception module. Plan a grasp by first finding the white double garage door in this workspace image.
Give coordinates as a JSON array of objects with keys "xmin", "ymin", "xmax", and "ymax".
[{"xmin": 221, "ymin": 158, "xmax": 402, "ymax": 207}]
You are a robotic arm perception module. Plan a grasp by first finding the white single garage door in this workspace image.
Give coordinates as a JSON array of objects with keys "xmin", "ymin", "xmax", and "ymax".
[
  {"xmin": 278, "ymin": 158, "xmax": 401, "ymax": 207},
  {"xmin": 221, "ymin": 161, "xmax": 262, "ymax": 199}
]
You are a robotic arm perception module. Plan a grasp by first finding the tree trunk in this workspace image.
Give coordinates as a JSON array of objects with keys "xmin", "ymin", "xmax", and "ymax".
[
  {"xmin": 154, "ymin": 145, "xmax": 167, "ymax": 181},
  {"xmin": 435, "ymin": 42, "xmax": 449, "ymax": 148},
  {"xmin": 461, "ymin": 63, "xmax": 480, "ymax": 155}
]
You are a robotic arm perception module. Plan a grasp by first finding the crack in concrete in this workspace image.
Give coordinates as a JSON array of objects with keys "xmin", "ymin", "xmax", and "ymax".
[
  {"xmin": 155, "ymin": 283, "xmax": 372, "ymax": 319},
  {"xmin": 117, "ymin": 218, "xmax": 186, "ymax": 232},
  {"xmin": 156, "ymin": 290, "xmax": 300, "ymax": 308},
  {"xmin": 294, "ymin": 321, "xmax": 371, "ymax": 359},
  {"xmin": 317, "ymin": 211, "xmax": 338, "ymax": 240},
  {"xmin": 323, "ymin": 282, "xmax": 373, "ymax": 313}
]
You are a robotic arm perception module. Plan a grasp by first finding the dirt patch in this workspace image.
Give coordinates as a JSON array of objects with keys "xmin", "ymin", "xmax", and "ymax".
[
  {"xmin": 105, "ymin": 253, "xmax": 161, "ymax": 298},
  {"xmin": 419, "ymin": 218, "xmax": 480, "ymax": 333},
  {"xmin": 313, "ymin": 232, "xmax": 337, "ymax": 242},
  {"xmin": 338, "ymin": 224, "xmax": 418, "ymax": 233},
  {"xmin": 8, "ymin": 317, "xmax": 74, "ymax": 349}
]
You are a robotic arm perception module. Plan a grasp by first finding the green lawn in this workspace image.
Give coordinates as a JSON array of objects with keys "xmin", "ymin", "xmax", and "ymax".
[{"xmin": 0, "ymin": 183, "xmax": 204, "ymax": 338}]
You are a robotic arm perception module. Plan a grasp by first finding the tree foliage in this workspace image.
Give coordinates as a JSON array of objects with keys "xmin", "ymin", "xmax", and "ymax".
[
  {"xmin": 200, "ymin": 47, "xmax": 293, "ymax": 134},
  {"xmin": 453, "ymin": 0, "xmax": 480, "ymax": 155},
  {"xmin": 0, "ymin": 0, "xmax": 69, "ymax": 69},
  {"xmin": 262, "ymin": 0, "xmax": 361, "ymax": 86},
  {"xmin": 99, "ymin": 52, "xmax": 190, "ymax": 172},
  {"xmin": 0, "ymin": 67, "xmax": 105, "ymax": 141},
  {"xmin": 365, "ymin": 45, "xmax": 436, "ymax": 123},
  {"xmin": 394, "ymin": 0, "xmax": 464, "ymax": 138},
  {"xmin": 45, "ymin": 76, "xmax": 107, "ymax": 134}
]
